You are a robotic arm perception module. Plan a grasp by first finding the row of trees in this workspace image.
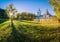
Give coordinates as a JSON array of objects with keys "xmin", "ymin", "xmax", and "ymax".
[
  {"xmin": 0, "ymin": 4, "xmax": 36, "ymax": 20},
  {"xmin": 0, "ymin": 9, "xmax": 36, "ymax": 20},
  {"xmin": 16, "ymin": 12, "xmax": 35, "ymax": 20}
]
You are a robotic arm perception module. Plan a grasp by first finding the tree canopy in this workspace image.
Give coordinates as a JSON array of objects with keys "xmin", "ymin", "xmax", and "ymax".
[
  {"xmin": 6, "ymin": 4, "xmax": 17, "ymax": 19},
  {"xmin": 49, "ymin": 0, "xmax": 60, "ymax": 19},
  {"xmin": 0, "ymin": 8, "xmax": 8, "ymax": 19},
  {"xmin": 20, "ymin": 12, "xmax": 36, "ymax": 20}
]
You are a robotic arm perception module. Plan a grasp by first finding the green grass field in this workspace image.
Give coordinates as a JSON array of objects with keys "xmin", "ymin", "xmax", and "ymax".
[{"xmin": 0, "ymin": 19, "xmax": 60, "ymax": 42}]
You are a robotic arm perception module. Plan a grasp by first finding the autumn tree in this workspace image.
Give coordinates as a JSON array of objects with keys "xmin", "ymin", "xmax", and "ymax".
[{"xmin": 49, "ymin": 0, "xmax": 60, "ymax": 20}]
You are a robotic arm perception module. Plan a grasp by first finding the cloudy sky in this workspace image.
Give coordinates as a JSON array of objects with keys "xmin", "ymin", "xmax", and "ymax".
[{"xmin": 0, "ymin": 0, "xmax": 55, "ymax": 15}]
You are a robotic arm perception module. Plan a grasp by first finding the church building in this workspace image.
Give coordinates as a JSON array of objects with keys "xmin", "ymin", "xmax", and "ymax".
[{"xmin": 36, "ymin": 9, "xmax": 54, "ymax": 19}]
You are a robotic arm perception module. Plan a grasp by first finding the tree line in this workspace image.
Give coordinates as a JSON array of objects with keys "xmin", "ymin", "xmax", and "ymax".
[
  {"xmin": 16, "ymin": 12, "xmax": 36, "ymax": 20},
  {"xmin": 0, "ymin": 8, "xmax": 36, "ymax": 20}
]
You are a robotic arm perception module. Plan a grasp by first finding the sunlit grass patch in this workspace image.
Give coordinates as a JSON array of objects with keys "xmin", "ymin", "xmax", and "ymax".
[{"xmin": 0, "ymin": 20, "xmax": 60, "ymax": 42}]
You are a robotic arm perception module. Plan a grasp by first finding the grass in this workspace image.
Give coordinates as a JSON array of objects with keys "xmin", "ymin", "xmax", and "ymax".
[
  {"xmin": 0, "ymin": 19, "xmax": 60, "ymax": 42},
  {"xmin": 0, "ymin": 19, "xmax": 7, "ymax": 24}
]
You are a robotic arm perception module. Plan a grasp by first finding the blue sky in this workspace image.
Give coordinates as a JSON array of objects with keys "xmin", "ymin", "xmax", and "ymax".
[{"xmin": 0, "ymin": 0, "xmax": 55, "ymax": 15}]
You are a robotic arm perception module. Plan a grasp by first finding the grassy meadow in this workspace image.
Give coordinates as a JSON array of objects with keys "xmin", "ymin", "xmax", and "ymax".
[
  {"xmin": 0, "ymin": 0, "xmax": 60, "ymax": 42},
  {"xmin": 0, "ymin": 19, "xmax": 60, "ymax": 42}
]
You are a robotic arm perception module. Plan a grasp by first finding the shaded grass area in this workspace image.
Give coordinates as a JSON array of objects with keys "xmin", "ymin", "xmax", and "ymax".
[
  {"xmin": 0, "ymin": 19, "xmax": 8, "ymax": 24},
  {"xmin": 6, "ymin": 22, "xmax": 21, "ymax": 42},
  {"xmin": 0, "ymin": 20, "xmax": 60, "ymax": 42},
  {"xmin": 0, "ymin": 21, "xmax": 12, "ymax": 42}
]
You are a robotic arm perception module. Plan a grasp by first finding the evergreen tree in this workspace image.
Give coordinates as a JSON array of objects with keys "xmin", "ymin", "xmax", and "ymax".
[{"xmin": 0, "ymin": 8, "xmax": 8, "ymax": 19}]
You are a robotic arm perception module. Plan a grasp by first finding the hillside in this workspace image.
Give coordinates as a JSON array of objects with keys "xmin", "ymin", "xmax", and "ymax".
[{"xmin": 0, "ymin": 20, "xmax": 60, "ymax": 42}]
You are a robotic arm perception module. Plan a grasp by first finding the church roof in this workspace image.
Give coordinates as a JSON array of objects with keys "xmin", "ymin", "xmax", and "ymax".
[{"xmin": 44, "ymin": 9, "xmax": 52, "ymax": 16}]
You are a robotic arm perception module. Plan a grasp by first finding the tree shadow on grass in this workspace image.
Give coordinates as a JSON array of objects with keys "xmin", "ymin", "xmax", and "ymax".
[
  {"xmin": 0, "ymin": 19, "xmax": 7, "ymax": 24},
  {"xmin": 5, "ymin": 21, "xmax": 57, "ymax": 42},
  {"xmin": 6, "ymin": 21, "xmax": 32, "ymax": 42},
  {"xmin": 6, "ymin": 22, "xmax": 21, "ymax": 42}
]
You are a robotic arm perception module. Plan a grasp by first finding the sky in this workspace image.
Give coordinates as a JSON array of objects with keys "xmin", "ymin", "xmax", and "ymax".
[{"xmin": 0, "ymin": 0, "xmax": 55, "ymax": 15}]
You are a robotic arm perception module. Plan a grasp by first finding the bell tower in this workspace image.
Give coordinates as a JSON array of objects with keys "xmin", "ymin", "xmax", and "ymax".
[
  {"xmin": 37, "ymin": 9, "xmax": 41, "ymax": 16},
  {"xmin": 37, "ymin": 9, "xmax": 41, "ymax": 21}
]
